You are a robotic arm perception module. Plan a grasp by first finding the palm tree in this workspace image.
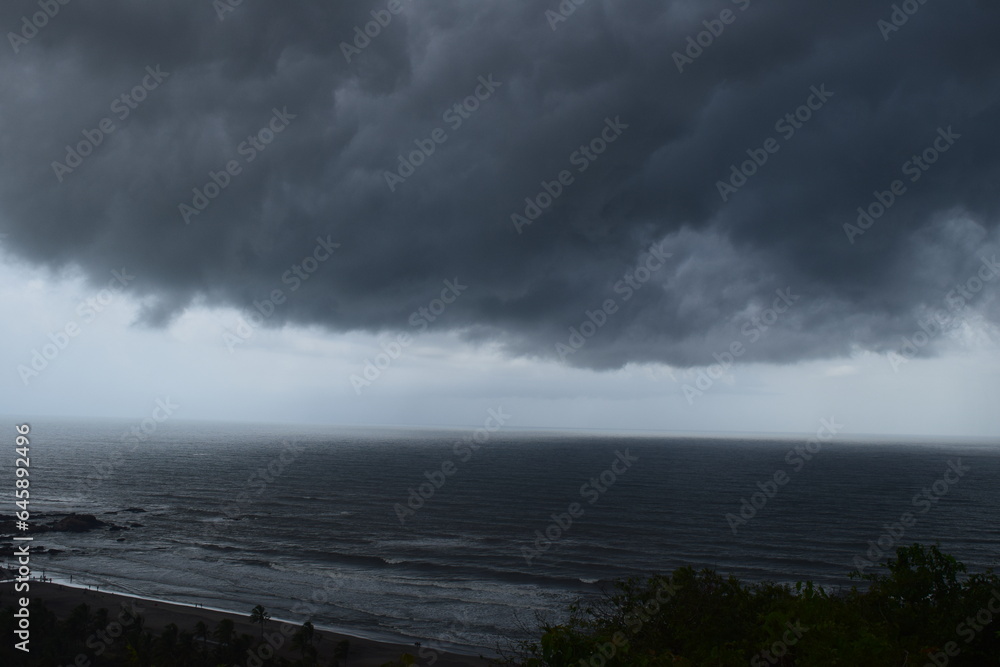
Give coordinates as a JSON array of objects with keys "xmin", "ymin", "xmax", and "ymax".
[
  {"xmin": 154, "ymin": 623, "xmax": 178, "ymax": 664},
  {"xmin": 125, "ymin": 629, "xmax": 155, "ymax": 667},
  {"xmin": 213, "ymin": 618, "xmax": 234, "ymax": 647},
  {"xmin": 333, "ymin": 638, "xmax": 350, "ymax": 667},
  {"xmin": 291, "ymin": 621, "xmax": 317, "ymax": 662},
  {"xmin": 175, "ymin": 630, "xmax": 197, "ymax": 665},
  {"xmin": 193, "ymin": 620, "xmax": 209, "ymax": 656},
  {"xmin": 213, "ymin": 618, "xmax": 235, "ymax": 664},
  {"xmin": 249, "ymin": 604, "xmax": 271, "ymax": 642}
]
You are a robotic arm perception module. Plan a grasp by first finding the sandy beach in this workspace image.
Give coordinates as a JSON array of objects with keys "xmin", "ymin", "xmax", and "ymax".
[{"xmin": 18, "ymin": 581, "xmax": 496, "ymax": 666}]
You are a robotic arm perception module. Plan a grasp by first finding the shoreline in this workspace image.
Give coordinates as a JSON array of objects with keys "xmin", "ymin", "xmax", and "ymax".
[
  {"xmin": 37, "ymin": 574, "xmax": 496, "ymax": 656},
  {"xmin": 13, "ymin": 580, "xmax": 497, "ymax": 666}
]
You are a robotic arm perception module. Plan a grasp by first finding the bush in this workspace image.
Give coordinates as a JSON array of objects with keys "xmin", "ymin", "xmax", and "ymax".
[{"xmin": 506, "ymin": 544, "xmax": 1000, "ymax": 666}]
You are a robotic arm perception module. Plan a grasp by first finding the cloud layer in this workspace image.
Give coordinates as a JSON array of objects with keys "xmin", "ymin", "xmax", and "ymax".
[{"xmin": 2, "ymin": 0, "xmax": 999, "ymax": 369}]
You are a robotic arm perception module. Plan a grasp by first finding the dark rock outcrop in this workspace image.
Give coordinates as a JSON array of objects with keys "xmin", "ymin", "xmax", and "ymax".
[{"xmin": 46, "ymin": 514, "xmax": 110, "ymax": 533}]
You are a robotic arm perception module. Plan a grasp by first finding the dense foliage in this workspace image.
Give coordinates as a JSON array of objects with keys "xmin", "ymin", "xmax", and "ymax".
[{"xmin": 503, "ymin": 544, "xmax": 1000, "ymax": 666}]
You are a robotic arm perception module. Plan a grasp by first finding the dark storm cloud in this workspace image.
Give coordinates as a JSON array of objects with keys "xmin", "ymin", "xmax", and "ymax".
[{"xmin": 1, "ymin": 0, "xmax": 999, "ymax": 369}]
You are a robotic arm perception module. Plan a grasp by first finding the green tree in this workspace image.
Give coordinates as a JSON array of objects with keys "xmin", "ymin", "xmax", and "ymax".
[
  {"xmin": 292, "ymin": 620, "xmax": 317, "ymax": 662},
  {"xmin": 193, "ymin": 620, "xmax": 209, "ymax": 656},
  {"xmin": 214, "ymin": 617, "xmax": 235, "ymax": 651},
  {"xmin": 333, "ymin": 638, "xmax": 351, "ymax": 667},
  {"xmin": 250, "ymin": 604, "xmax": 271, "ymax": 643},
  {"xmin": 511, "ymin": 544, "xmax": 1000, "ymax": 667}
]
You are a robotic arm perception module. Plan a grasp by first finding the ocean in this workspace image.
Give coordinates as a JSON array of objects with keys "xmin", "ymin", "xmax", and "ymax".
[{"xmin": 17, "ymin": 419, "xmax": 1000, "ymax": 656}]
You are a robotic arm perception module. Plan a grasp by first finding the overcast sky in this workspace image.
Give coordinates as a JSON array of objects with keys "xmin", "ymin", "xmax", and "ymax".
[{"xmin": 1, "ymin": 0, "xmax": 998, "ymax": 437}]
